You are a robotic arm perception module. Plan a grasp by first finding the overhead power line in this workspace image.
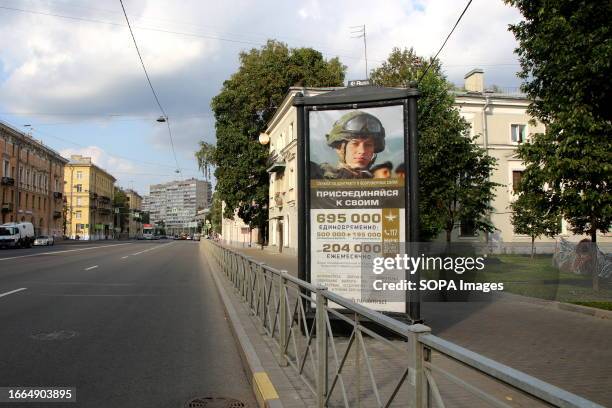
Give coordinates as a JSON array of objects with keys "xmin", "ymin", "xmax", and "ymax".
[
  {"xmin": 117, "ymin": 0, "xmax": 181, "ymax": 176},
  {"xmin": 5, "ymin": 120, "xmax": 199, "ymax": 172},
  {"xmin": 0, "ymin": 5, "xmax": 375, "ymax": 64},
  {"xmin": 418, "ymin": 0, "xmax": 474, "ymax": 85}
]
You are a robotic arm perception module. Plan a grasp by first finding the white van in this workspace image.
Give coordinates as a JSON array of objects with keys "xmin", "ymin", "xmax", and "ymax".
[{"xmin": 0, "ymin": 222, "xmax": 35, "ymax": 248}]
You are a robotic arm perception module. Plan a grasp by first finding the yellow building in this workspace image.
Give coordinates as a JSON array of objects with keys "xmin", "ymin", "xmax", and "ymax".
[
  {"xmin": 64, "ymin": 155, "xmax": 116, "ymax": 240},
  {"xmin": 261, "ymin": 74, "xmax": 610, "ymax": 255}
]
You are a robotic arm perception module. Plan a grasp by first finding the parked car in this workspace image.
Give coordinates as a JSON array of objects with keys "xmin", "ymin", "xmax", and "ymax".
[
  {"xmin": 193, "ymin": 233, "xmax": 201, "ymax": 241},
  {"xmin": 34, "ymin": 235, "xmax": 55, "ymax": 246},
  {"xmin": 0, "ymin": 222, "xmax": 35, "ymax": 248}
]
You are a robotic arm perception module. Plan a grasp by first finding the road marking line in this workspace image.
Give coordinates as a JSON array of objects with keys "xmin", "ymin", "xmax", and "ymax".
[
  {"xmin": 121, "ymin": 256, "xmax": 129, "ymax": 259},
  {"xmin": 0, "ymin": 243, "xmax": 133, "ymax": 261},
  {"xmin": 131, "ymin": 242, "xmax": 173, "ymax": 256},
  {"xmin": 0, "ymin": 288, "xmax": 27, "ymax": 298},
  {"xmin": 84, "ymin": 265, "xmax": 99, "ymax": 271}
]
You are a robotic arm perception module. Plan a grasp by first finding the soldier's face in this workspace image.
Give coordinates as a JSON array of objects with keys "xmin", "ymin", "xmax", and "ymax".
[
  {"xmin": 373, "ymin": 168, "xmax": 391, "ymax": 178},
  {"xmin": 344, "ymin": 137, "xmax": 375, "ymax": 169}
]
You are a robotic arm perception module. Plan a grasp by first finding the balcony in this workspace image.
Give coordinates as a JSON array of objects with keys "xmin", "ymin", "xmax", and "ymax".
[
  {"xmin": 53, "ymin": 210, "xmax": 62, "ymax": 219},
  {"xmin": 1, "ymin": 177, "xmax": 15, "ymax": 186},
  {"xmin": 98, "ymin": 208, "xmax": 112, "ymax": 215},
  {"xmin": 1, "ymin": 202, "xmax": 13, "ymax": 213},
  {"xmin": 53, "ymin": 191, "xmax": 63, "ymax": 199}
]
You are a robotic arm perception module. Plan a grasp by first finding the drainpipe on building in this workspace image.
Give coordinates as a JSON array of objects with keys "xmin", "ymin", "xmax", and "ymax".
[
  {"xmin": 482, "ymin": 95, "xmax": 492, "ymax": 249},
  {"xmin": 14, "ymin": 140, "xmax": 21, "ymax": 222},
  {"xmin": 47, "ymin": 154, "xmax": 52, "ymax": 236}
]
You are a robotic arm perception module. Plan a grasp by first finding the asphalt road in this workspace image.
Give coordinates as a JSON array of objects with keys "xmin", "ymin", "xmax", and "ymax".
[{"xmin": 0, "ymin": 240, "xmax": 256, "ymax": 407}]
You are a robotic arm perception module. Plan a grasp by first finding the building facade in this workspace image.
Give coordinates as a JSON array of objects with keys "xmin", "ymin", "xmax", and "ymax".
[
  {"xmin": 64, "ymin": 155, "xmax": 116, "ymax": 240},
  {"xmin": 125, "ymin": 189, "xmax": 143, "ymax": 239},
  {"xmin": 1, "ymin": 121, "xmax": 67, "ymax": 237},
  {"xmin": 262, "ymin": 76, "xmax": 610, "ymax": 255},
  {"xmin": 147, "ymin": 178, "xmax": 211, "ymax": 235}
]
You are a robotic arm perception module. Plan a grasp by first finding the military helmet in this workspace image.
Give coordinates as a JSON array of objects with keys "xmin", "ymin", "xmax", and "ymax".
[{"xmin": 326, "ymin": 111, "xmax": 385, "ymax": 153}]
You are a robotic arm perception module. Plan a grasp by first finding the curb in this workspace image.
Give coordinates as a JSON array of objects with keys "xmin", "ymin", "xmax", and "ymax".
[
  {"xmin": 203, "ymin": 249, "xmax": 283, "ymax": 408},
  {"xmin": 498, "ymin": 291, "xmax": 612, "ymax": 320}
]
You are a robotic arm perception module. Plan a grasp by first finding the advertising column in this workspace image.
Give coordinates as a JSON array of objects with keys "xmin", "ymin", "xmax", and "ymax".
[{"xmin": 307, "ymin": 106, "xmax": 406, "ymax": 313}]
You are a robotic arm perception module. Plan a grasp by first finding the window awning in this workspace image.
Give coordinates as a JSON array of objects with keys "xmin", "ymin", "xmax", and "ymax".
[{"xmin": 266, "ymin": 161, "xmax": 286, "ymax": 173}]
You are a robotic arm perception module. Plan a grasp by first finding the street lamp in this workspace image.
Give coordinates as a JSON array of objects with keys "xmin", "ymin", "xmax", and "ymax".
[
  {"xmin": 156, "ymin": 116, "xmax": 167, "ymax": 123},
  {"xmin": 258, "ymin": 133, "xmax": 270, "ymax": 145}
]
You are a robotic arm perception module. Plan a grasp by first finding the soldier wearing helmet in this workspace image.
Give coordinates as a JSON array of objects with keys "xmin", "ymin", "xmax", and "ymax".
[{"xmin": 311, "ymin": 111, "xmax": 386, "ymax": 179}]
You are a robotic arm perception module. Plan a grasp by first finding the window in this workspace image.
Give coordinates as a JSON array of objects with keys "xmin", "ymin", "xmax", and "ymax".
[
  {"xmin": 76, "ymin": 197, "xmax": 82, "ymax": 206},
  {"xmin": 2, "ymin": 160, "xmax": 8, "ymax": 177},
  {"xmin": 512, "ymin": 170, "xmax": 524, "ymax": 193},
  {"xmin": 75, "ymin": 211, "xmax": 82, "ymax": 220},
  {"xmin": 75, "ymin": 184, "xmax": 83, "ymax": 192},
  {"xmin": 460, "ymin": 219, "xmax": 477, "ymax": 237},
  {"xmin": 76, "ymin": 171, "xmax": 83, "ymax": 180},
  {"xmin": 511, "ymin": 124, "xmax": 527, "ymax": 143}
]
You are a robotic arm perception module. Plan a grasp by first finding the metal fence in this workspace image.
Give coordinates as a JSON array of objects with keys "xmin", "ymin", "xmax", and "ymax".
[{"xmin": 207, "ymin": 241, "xmax": 603, "ymax": 408}]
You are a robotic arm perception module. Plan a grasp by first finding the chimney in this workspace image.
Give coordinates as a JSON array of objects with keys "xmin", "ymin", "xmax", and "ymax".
[{"xmin": 464, "ymin": 68, "xmax": 484, "ymax": 93}]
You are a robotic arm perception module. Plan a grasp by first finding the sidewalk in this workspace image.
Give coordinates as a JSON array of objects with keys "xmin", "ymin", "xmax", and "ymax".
[{"xmin": 225, "ymin": 245, "xmax": 612, "ymax": 406}]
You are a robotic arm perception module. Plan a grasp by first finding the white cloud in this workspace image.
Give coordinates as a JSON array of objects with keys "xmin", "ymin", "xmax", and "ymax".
[
  {"xmin": 60, "ymin": 145, "xmax": 137, "ymax": 176},
  {"xmin": 0, "ymin": 0, "xmax": 216, "ymax": 114},
  {"xmin": 0, "ymin": 0, "xmax": 525, "ymax": 141}
]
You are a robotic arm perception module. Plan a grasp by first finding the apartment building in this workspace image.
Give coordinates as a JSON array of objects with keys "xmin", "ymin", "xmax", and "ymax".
[
  {"xmin": 147, "ymin": 178, "xmax": 211, "ymax": 235},
  {"xmin": 0, "ymin": 121, "xmax": 67, "ymax": 237},
  {"xmin": 64, "ymin": 155, "xmax": 116, "ymax": 240},
  {"xmin": 261, "ymin": 74, "xmax": 609, "ymax": 254},
  {"xmin": 125, "ymin": 189, "xmax": 143, "ymax": 239}
]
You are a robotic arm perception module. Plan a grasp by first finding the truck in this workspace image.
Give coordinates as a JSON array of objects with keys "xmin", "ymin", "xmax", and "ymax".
[{"xmin": 0, "ymin": 222, "xmax": 35, "ymax": 248}]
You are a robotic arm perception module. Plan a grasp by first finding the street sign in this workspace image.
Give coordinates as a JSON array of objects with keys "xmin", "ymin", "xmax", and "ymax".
[
  {"xmin": 348, "ymin": 79, "xmax": 371, "ymax": 87},
  {"xmin": 294, "ymin": 86, "xmax": 420, "ymax": 319}
]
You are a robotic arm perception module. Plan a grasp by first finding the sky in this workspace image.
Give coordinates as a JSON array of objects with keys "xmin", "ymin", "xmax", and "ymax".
[{"xmin": 0, "ymin": 0, "xmax": 524, "ymax": 195}]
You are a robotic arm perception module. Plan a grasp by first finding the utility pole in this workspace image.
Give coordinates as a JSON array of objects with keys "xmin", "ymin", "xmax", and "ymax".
[{"xmin": 350, "ymin": 24, "xmax": 368, "ymax": 79}]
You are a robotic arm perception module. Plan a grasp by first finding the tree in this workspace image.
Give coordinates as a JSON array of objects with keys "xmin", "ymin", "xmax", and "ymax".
[
  {"xmin": 197, "ymin": 40, "xmax": 345, "ymax": 242},
  {"xmin": 112, "ymin": 187, "xmax": 129, "ymax": 233},
  {"xmin": 141, "ymin": 211, "xmax": 150, "ymax": 224},
  {"xmin": 370, "ymin": 47, "xmax": 499, "ymax": 242},
  {"xmin": 207, "ymin": 191, "xmax": 222, "ymax": 234},
  {"xmin": 506, "ymin": 0, "xmax": 612, "ymax": 288},
  {"xmin": 510, "ymin": 171, "xmax": 561, "ymax": 257}
]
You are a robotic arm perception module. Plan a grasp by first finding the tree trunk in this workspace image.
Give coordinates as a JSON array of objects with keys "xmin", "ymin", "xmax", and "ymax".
[
  {"xmin": 591, "ymin": 228, "xmax": 599, "ymax": 292},
  {"xmin": 531, "ymin": 236, "xmax": 535, "ymax": 258}
]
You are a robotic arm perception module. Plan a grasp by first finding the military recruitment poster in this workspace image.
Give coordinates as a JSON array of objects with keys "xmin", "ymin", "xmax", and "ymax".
[{"xmin": 308, "ymin": 105, "xmax": 406, "ymax": 313}]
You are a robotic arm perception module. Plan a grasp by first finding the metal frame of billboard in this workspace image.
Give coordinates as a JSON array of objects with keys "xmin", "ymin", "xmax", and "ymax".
[{"xmin": 293, "ymin": 86, "xmax": 421, "ymax": 322}]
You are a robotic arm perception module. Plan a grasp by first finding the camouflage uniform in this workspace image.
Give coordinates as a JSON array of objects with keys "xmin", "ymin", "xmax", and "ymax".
[{"xmin": 311, "ymin": 111, "xmax": 386, "ymax": 180}]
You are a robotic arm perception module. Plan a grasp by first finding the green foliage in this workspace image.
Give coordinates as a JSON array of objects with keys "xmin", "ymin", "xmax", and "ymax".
[
  {"xmin": 208, "ymin": 192, "xmax": 222, "ymax": 234},
  {"xmin": 199, "ymin": 40, "xmax": 345, "ymax": 235},
  {"xmin": 112, "ymin": 187, "xmax": 129, "ymax": 232},
  {"xmin": 370, "ymin": 47, "xmax": 499, "ymax": 241},
  {"xmin": 140, "ymin": 211, "xmax": 150, "ymax": 224},
  {"xmin": 510, "ymin": 169, "xmax": 561, "ymax": 256},
  {"xmin": 506, "ymin": 0, "xmax": 612, "ymax": 241}
]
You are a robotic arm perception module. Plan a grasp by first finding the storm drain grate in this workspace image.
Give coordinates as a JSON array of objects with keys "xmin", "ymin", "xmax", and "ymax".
[{"xmin": 184, "ymin": 397, "xmax": 247, "ymax": 408}]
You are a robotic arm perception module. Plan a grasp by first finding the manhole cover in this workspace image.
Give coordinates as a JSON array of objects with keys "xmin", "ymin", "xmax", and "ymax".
[
  {"xmin": 30, "ymin": 330, "xmax": 79, "ymax": 341},
  {"xmin": 185, "ymin": 397, "xmax": 247, "ymax": 408}
]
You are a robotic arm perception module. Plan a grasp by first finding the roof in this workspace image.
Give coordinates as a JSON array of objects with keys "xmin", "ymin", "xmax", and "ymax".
[
  {"xmin": 0, "ymin": 120, "xmax": 69, "ymax": 163},
  {"xmin": 293, "ymin": 85, "xmax": 419, "ymax": 106},
  {"xmin": 66, "ymin": 155, "xmax": 117, "ymax": 181}
]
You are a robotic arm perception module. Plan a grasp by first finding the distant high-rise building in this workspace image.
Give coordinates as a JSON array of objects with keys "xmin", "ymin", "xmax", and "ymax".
[{"xmin": 146, "ymin": 178, "xmax": 211, "ymax": 234}]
